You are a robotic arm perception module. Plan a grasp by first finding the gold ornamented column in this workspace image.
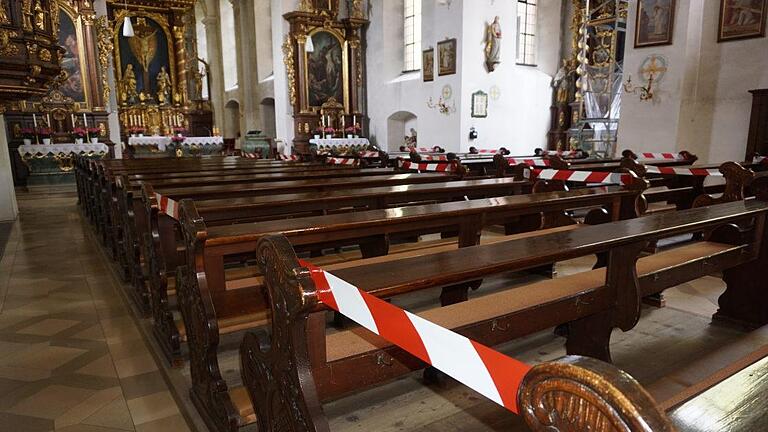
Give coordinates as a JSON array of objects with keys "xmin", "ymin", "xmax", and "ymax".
[{"xmin": 172, "ymin": 23, "xmax": 187, "ymax": 106}]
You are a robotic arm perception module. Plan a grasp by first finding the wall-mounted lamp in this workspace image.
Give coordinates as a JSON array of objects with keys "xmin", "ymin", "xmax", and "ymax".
[
  {"xmin": 623, "ymin": 73, "xmax": 655, "ymax": 101},
  {"xmin": 122, "ymin": 0, "xmax": 134, "ymax": 37},
  {"xmin": 305, "ymin": 35, "xmax": 314, "ymax": 53}
]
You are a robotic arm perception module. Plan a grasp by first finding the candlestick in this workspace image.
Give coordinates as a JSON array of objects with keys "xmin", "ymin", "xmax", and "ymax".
[
  {"xmin": 71, "ymin": 114, "xmax": 76, "ymax": 128},
  {"xmin": 353, "ymin": 115, "xmax": 357, "ymax": 127},
  {"xmin": 82, "ymin": 113, "xmax": 88, "ymax": 128},
  {"xmin": 33, "ymin": 113, "xmax": 38, "ymax": 128},
  {"xmin": 47, "ymin": 113, "xmax": 51, "ymax": 127}
]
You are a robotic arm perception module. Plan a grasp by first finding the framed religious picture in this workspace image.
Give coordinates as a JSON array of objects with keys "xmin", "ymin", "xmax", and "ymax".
[
  {"xmin": 634, "ymin": 0, "xmax": 676, "ymax": 47},
  {"xmin": 423, "ymin": 48, "xmax": 435, "ymax": 82},
  {"xmin": 58, "ymin": 8, "xmax": 89, "ymax": 104},
  {"xmin": 306, "ymin": 29, "xmax": 347, "ymax": 108},
  {"xmin": 437, "ymin": 38, "xmax": 457, "ymax": 76},
  {"xmin": 718, "ymin": 0, "xmax": 767, "ymax": 42},
  {"xmin": 471, "ymin": 90, "xmax": 488, "ymax": 118}
]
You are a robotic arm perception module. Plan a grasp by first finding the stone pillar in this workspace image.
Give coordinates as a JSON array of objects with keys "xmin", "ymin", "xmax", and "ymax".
[
  {"xmin": 0, "ymin": 114, "xmax": 19, "ymax": 221},
  {"xmin": 236, "ymin": 0, "xmax": 260, "ymax": 134},
  {"xmin": 202, "ymin": 14, "xmax": 226, "ymax": 131},
  {"xmin": 93, "ymin": 0, "xmax": 122, "ymax": 158}
]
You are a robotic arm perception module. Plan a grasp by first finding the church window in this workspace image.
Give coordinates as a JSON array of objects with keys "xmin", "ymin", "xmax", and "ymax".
[
  {"xmin": 516, "ymin": 0, "xmax": 537, "ymax": 66},
  {"xmin": 404, "ymin": 0, "xmax": 422, "ymax": 72}
]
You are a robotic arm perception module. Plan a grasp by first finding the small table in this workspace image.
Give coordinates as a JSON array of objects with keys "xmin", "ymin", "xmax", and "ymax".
[{"xmin": 17, "ymin": 143, "xmax": 109, "ymax": 182}]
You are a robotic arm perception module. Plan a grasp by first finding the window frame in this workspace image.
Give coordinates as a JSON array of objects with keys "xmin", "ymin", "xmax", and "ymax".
[
  {"xmin": 516, "ymin": 0, "xmax": 538, "ymax": 67},
  {"xmin": 403, "ymin": 0, "xmax": 422, "ymax": 73}
]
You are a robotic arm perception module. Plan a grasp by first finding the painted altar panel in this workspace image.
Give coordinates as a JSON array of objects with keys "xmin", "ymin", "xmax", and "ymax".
[
  {"xmin": 306, "ymin": 30, "xmax": 346, "ymax": 109},
  {"xmin": 58, "ymin": 9, "xmax": 88, "ymax": 104},
  {"xmin": 116, "ymin": 16, "xmax": 173, "ymax": 97}
]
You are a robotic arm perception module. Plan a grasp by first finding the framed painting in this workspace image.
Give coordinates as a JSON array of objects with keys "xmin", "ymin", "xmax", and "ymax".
[
  {"xmin": 58, "ymin": 9, "xmax": 88, "ymax": 104},
  {"xmin": 306, "ymin": 30, "xmax": 346, "ymax": 108},
  {"xmin": 718, "ymin": 0, "xmax": 767, "ymax": 42},
  {"xmin": 115, "ymin": 14, "xmax": 174, "ymax": 97},
  {"xmin": 437, "ymin": 38, "xmax": 457, "ymax": 76},
  {"xmin": 471, "ymin": 91, "xmax": 488, "ymax": 118},
  {"xmin": 634, "ymin": 0, "xmax": 676, "ymax": 47},
  {"xmin": 423, "ymin": 48, "xmax": 434, "ymax": 82}
]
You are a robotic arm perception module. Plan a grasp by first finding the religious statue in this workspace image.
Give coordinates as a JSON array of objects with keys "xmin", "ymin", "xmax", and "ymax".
[
  {"xmin": 0, "ymin": 1, "xmax": 10, "ymax": 25},
  {"xmin": 551, "ymin": 59, "xmax": 573, "ymax": 105},
  {"xmin": 121, "ymin": 64, "xmax": 138, "ymax": 104},
  {"xmin": 22, "ymin": 0, "xmax": 33, "ymax": 31},
  {"xmin": 156, "ymin": 66, "xmax": 172, "ymax": 105},
  {"xmin": 127, "ymin": 20, "xmax": 158, "ymax": 90},
  {"xmin": 33, "ymin": 0, "xmax": 45, "ymax": 31},
  {"xmin": 348, "ymin": 0, "xmax": 365, "ymax": 19},
  {"xmin": 484, "ymin": 16, "xmax": 502, "ymax": 72},
  {"xmin": 192, "ymin": 67, "xmax": 205, "ymax": 100}
]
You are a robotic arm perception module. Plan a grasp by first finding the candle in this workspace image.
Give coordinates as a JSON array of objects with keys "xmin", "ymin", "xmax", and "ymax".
[
  {"xmin": 33, "ymin": 113, "xmax": 38, "ymax": 128},
  {"xmin": 47, "ymin": 113, "xmax": 52, "ymax": 127},
  {"xmin": 353, "ymin": 115, "xmax": 357, "ymax": 127},
  {"xmin": 83, "ymin": 113, "xmax": 88, "ymax": 128},
  {"xmin": 71, "ymin": 114, "xmax": 76, "ymax": 127}
]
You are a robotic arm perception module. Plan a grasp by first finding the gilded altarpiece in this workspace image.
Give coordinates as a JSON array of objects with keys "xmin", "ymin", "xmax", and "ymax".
[
  {"xmin": 284, "ymin": 0, "xmax": 369, "ymax": 154},
  {"xmin": 106, "ymin": 0, "xmax": 212, "ymax": 138}
]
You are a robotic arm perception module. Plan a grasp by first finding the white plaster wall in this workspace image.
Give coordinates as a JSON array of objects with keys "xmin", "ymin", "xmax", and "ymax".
[
  {"xmin": 270, "ymin": 0, "xmax": 297, "ymax": 153},
  {"xmin": 220, "ymin": 0, "xmax": 238, "ymax": 90},
  {"xmin": 620, "ymin": 0, "xmax": 768, "ymax": 162},
  {"xmin": 366, "ymin": 0, "xmax": 463, "ymax": 152},
  {"xmin": 459, "ymin": 0, "xmax": 560, "ymax": 154},
  {"xmin": 0, "ymin": 115, "xmax": 18, "ymax": 222},
  {"xmin": 366, "ymin": 0, "xmax": 560, "ymax": 153}
]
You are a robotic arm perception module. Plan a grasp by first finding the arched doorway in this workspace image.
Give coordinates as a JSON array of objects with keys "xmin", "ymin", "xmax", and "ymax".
[
  {"xmin": 260, "ymin": 97, "xmax": 276, "ymax": 139},
  {"xmin": 387, "ymin": 111, "xmax": 418, "ymax": 151},
  {"xmin": 224, "ymin": 99, "xmax": 241, "ymax": 148}
]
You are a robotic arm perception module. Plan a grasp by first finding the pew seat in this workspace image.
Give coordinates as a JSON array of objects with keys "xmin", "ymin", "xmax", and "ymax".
[
  {"xmin": 323, "ymin": 241, "xmax": 736, "ymax": 364},
  {"xmin": 176, "ymin": 225, "xmax": 584, "ymax": 341}
]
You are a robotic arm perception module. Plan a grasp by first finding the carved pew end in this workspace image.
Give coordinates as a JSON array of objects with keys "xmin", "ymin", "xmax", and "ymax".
[{"xmin": 518, "ymin": 356, "xmax": 675, "ymax": 432}]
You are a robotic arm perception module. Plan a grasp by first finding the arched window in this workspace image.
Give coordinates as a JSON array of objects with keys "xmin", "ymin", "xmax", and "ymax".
[
  {"xmin": 516, "ymin": 0, "xmax": 537, "ymax": 66},
  {"xmin": 219, "ymin": 0, "xmax": 238, "ymax": 89},
  {"xmin": 403, "ymin": 0, "xmax": 422, "ymax": 72}
]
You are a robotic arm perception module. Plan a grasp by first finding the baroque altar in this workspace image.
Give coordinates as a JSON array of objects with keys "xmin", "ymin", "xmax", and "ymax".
[
  {"xmin": 283, "ymin": 0, "xmax": 369, "ymax": 154},
  {"xmin": 106, "ymin": 0, "xmax": 213, "ymax": 138}
]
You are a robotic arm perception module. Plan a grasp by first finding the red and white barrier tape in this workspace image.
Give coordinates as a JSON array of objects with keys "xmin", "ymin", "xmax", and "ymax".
[
  {"xmin": 475, "ymin": 149, "xmax": 498, "ymax": 154},
  {"xmin": 301, "ymin": 260, "xmax": 531, "ymax": 414},
  {"xmin": 637, "ymin": 152, "xmax": 683, "ymax": 160},
  {"xmin": 327, "ymin": 157, "xmax": 359, "ymax": 166},
  {"xmin": 154, "ymin": 192, "xmax": 179, "ymax": 220},
  {"xmin": 505, "ymin": 158, "xmax": 550, "ymax": 167},
  {"xmin": 358, "ymin": 151, "xmax": 380, "ymax": 158},
  {"xmin": 278, "ymin": 154, "xmax": 300, "ymax": 161},
  {"xmin": 397, "ymin": 159, "xmax": 455, "ymax": 172},
  {"xmin": 242, "ymin": 153, "xmax": 260, "ymax": 159},
  {"xmin": 421, "ymin": 155, "xmax": 449, "ymax": 161},
  {"xmin": 542, "ymin": 150, "xmax": 579, "ymax": 157},
  {"xmin": 532, "ymin": 169, "xmax": 632, "ymax": 185},
  {"xmin": 644, "ymin": 166, "xmax": 721, "ymax": 176}
]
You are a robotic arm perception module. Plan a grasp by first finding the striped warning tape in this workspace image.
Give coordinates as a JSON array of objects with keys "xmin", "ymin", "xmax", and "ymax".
[
  {"xmin": 242, "ymin": 153, "xmax": 260, "ymax": 159},
  {"xmin": 358, "ymin": 151, "xmax": 380, "ymax": 158},
  {"xmin": 532, "ymin": 168, "xmax": 632, "ymax": 185},
  {"xmin": 300, "ymin": 260, "xmax": 531, "ymax": 414},
  {"xmin": 542, "ymin": 150, "xmax": 580, "ymax": 157},
  {"xmin": 278, "ymin": 154, "xmax": 300, "ymax": 161},
  {"xmin": 475, "ymin": 149, "xmax": 498, "ymax": 154},
  {"xmin": 505, "ymin": 158, "xmax": 551, "ymax": 167},
  {"xmin": 637, "ymin": 152, "xmax": 684, "ymax": 160},
  {"xmin": 154, "ymin": 192, "xmax": 179, "ymax": 220},
  {"xmin": 644, "ymin": 165, "xmax": 722, "ymax": 176},
  {"xmin": 420, "ymin": 154, "xmax": 449, "ymax": 161},
  {"xmin": 397, "ymin": 158, "xmax": 456, "ymax": 172},
  {"xmin": 327, "ymin": 157, "xmax": 359, "ymax": 166}
]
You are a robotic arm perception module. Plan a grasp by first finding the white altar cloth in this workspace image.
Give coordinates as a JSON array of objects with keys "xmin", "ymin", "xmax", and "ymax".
[
  {"xmin": 128, "ymin": 136, "xmax": 223, "ymax": 151},
  {"xmin": 309, "ymin": 138, "xmax": 370, "ymax": 147},
  {"xmin": 18, "ymin": 143, "xmax": 108, "ymax": 155}
]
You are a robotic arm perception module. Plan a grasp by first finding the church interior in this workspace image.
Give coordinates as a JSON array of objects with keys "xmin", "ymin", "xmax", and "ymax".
[{"xmin": 1, "ymin": 0, "xmax": 768, "ymax": 430}]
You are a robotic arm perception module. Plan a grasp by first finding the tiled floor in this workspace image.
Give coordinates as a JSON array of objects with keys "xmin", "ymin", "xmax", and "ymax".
[{"xmin": 0, "ymin": 186, "xmax": 190, "ymax": 432}]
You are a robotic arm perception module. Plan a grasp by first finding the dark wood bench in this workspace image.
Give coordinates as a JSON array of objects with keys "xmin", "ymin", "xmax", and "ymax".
[
  {"xmin": 174, "ymin": 180, "xmax": 647, "ymax": 432},
  {"xmin": 237, "ymin": 193, "xmax": 768, "ymax": 431}
]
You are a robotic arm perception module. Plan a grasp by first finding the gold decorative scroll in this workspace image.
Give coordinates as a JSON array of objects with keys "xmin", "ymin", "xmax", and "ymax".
[
  {"xmin": 95, "ymin": 15, "xmax": 114, "ymax": 106},
  {"xmin": 283, "ymin": 34, "xmax": 296, "ymax": 106}
]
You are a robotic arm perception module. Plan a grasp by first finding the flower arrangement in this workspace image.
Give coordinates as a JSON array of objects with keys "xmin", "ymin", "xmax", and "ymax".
[
  {"xmin": 71, "ymin": 127, "xmax": 87, "ymax": 140},
  {"xmin": 129, "ymin": 126, "xmax": 145, "ymax": 136},
  {"xmin": 323, "ymin": 127, "xmax": 335, "ymax": 138},
  {"xmin": 344, "ymin": 126, "xmax": 356, "ymax": 134},
  {"xmin": 87, "ymin": 127, "xmax": 101, "ymax": 136},
  {"xmin": 171, "ymin": 135, "xmax": 186, "ymax": 144},
  {"xmin": 36, "ymin": 127, "xmax": 52, "ymax": 139},
  {"xmin": 172, "ymin": 127, "xmax": 187, "ymax": 136},
  {"xmin": 21, "ymin": 128, "xmax": 36, "ymax": 139}
]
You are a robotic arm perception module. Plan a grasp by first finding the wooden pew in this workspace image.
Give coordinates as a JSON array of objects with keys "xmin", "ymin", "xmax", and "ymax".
[
  {"xmin": 146, "ymin": 177, "xmax": 530, "ymax": 364},
  {"xmin": 238, "ymin": 193, "xmax": 768, "ymax": 431},
  {"xmin": 174, "ymin": 179, "xmax": 647, "ymax": 432}
]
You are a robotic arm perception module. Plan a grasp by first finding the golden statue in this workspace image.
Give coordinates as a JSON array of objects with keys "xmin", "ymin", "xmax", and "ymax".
[
  {"xmin": 127, "ymin": 19, "xmax": 158, "ymax": 90},
  {"xmin": 0, "ymin": 1, "xmax": 10, "ymax": 25},
  {"xmin": 22, "ymin": 0, "xmax": 33, "ymax": 31},
  {"xmin": 33, "ymin": 0, "xmax": 45, "ymax": 31},
  {"xmin": 122, "ymin": 64, "xmax": 138, "ymax": 103},
  {"xmin": 156, "ymin": 66, "xmax": 171, "ymax": 105}
]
